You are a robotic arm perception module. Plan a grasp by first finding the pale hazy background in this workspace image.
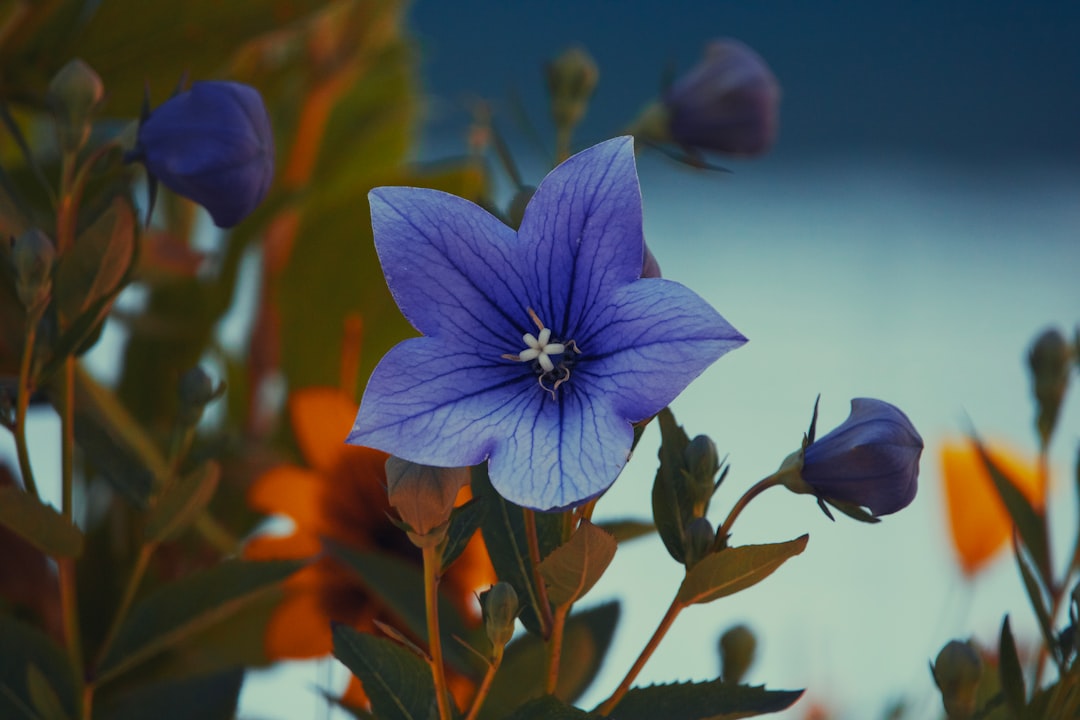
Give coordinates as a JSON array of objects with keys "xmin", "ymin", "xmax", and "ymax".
[{"xmin": 7, "ymin": 2, "xmax": 1076, "ymax": 718}]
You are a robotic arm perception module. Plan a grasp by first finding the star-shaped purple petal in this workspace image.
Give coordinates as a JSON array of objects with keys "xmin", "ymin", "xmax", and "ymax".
[{"xmin": 348, "ymin": 137, "xmax": 746, "ymax": 510}]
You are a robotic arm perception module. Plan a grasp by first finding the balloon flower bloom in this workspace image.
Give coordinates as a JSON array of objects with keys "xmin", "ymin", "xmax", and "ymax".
[
  {"xmin": 132, "ymin": 80, "xmax": 274, "ymax": 227},
  {"xmin": 799, "ymin": 398, "xmax": 923, "ymax": 517},
  {"xmin": 245, "ymin": 388, "xmax": 492, "ymax": 662},
  {"xmin": 940, "ymin": 439, "xmax": 1045, "ymax": 576},
  {"xmin": 348, "ymin": 137, "xmax": 746, "ymax": 510}
]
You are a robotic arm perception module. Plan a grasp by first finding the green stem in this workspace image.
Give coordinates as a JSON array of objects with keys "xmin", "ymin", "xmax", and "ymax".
[
  {"xmin": 596, "ymin": 594, "xmax": 684, "ymax": 716},
  {"xmin": 464, "ymin": 646, "xmax": 503, "ymax": 720},
  {"xmin": 95, "ymin": 543, "xmax": 154, "ymax": 670},
  {"xmin": 523, "ymin": 509, "xmax": 554, "ymax": 638},
  {"xmin": 716, "ymin": 473, "xmax": 785, "ymax": 546},
  {"xmin": 545, "ymin": 605, "xmax": 568, "ymax": 695},
  {"xmin": 14, "ymin": 317, "xmax": 40, "ymax": 499},
  {"xmin": 80, "ymin": 684, "xmax": 92, "ymax": 720},
  {"xmin": 554, "ymin": 126, "xmax": 572, "ymax": 166},
  {"xmin": 58, "ymin": 356, "xmax": 83, "ymax": 674},
  {"xmin": 423, "ymin": 544, "xmax": 453, "ymax": 720}
]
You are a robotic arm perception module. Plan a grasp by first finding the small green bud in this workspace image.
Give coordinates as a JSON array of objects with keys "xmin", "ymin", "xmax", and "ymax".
[
  {"xmin": 683, "ymin": 517, "xmax": 715, "ymax": 569},
  {"xmin": 385, "ymin": 457, "xmax": 469, "ymax": 546},
  {"xmin": 719, "ymin": 624, "xmax": 757, "ymax": 684},
  {"xmin": 684, "ymin": 434, "xmax": 720, "ymax": 513},
  {"xmin": 481, "ymin": 581, "xmax": 518, "ymax": 651},
  {"xmin": 1028, "ymin": 327, "xmax": 1071, "ymax": 447},
  {"xmin": 177, "ymin": 366, "xmax": 223, "ymax": 426},
  {"xmin": 10, "ymin": 229, "xmax": 56, "ymax": 315},
  {"xmin": 47, "ymin": 59, "xmax": 104, "ymax": 154},
  {"xmin": 931, "ymin": 640, "xmax": 982, "ymax": 720},
  {"xmin": 507, "ymin": 186, "xmax": 535, "ymax": 230},
  {"xmin": 546, "ymin": 47, "xmax": 598, "ymax": 133}
]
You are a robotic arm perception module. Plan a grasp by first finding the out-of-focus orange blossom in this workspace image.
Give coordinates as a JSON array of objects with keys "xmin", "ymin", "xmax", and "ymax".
[
  {"xmin": 244, "ymin": 386, "xmax": 494, "ymax": 706},
  {"xmin": 940, "ymin": 438, "xmax": 1046, "ymax": 577}
]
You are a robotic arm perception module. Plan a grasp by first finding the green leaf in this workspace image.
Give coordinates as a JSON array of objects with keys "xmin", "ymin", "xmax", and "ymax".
[
  {"xmin": 596, "ymin": 519, "xmax": 655, "ymax": 544},
  {"xmin": 327, "ymin": 543, "xmax": 484, "ymax": 678},
  {"xmin": 96, "ymin": 559, "xmax": 304, "ymax": 683},
  {"xmin": 332, "ymin": 625, "xmax": 436, "ymax": 720},
  {"xmin": 472, "ymin": 464, "xmax": 563, "ymax": 636},
  {"xmin": 144, "ymin": 461, "xmax": 220, "ymax": 543},
  {"xmin": 280, "ymin": 163, "xmax": 484, "ymax": 394},
  {"xmin": 26, "ymin": 664, "xmax": 70, "ymax": 720},
  {"xmin": 0, "ymin": 616, "xmax": 76, "ymax": 720},
  {"xmin": 54, "ymin": 195, "xmax": 135, "ymax": 325},
  {"xmin": 72, "ymin": 364, "xmax": 169, "ymax": 507},
  {"xmin": 480, "ymin": 602, "xmax": 619, "ymax": 720},
  {"xmin": 973, "ymin": 437, "xmax": 1051, "ymax": 581},
  {"xmin": 97, "ymin": 669, "xmax": 243, "ymax": 720},
  {"xmin": 1014, "ymin": 542, "xmax": 1058, "ymax": 670},
  {"xmin": 67, "ymin": 0, "xmax": 328, "ymax": 111},
  {"xmin": 538, "ymin": 520, "xmax": 617, "ymax": 608},
  {"xmin": 677, "ymin": 536, "xmax": 808, "ymax": 606},
  {"xmin": 442, "ymin": 497, "xmax": 486, "ymax": 572},
  {"xmin": 604, "ymin": 679, "xmax": 804, "ymax": 720},
  {"xmin": 652, "ymin": 407, "xmax": 692, "ymax": 564},
  {"xmin": 504, "ymin": 695, "xmax": 592, "ymax": 720},
  {"xmin": 0, "ymin": 486, "xmax": 83, "ymax": 558},
  {"xmin": 999, "ymin": 616, "xmax": 1028, "ymax": 719}
]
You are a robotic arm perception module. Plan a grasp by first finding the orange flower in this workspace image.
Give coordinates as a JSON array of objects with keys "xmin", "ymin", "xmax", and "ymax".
[
  {"xmin": 245, "ymin": 386, "xmax": 494, "ymax": 661},
  {"xmin": 940, "ymin": 438, "xmax": 1046, "ymax": 576}
]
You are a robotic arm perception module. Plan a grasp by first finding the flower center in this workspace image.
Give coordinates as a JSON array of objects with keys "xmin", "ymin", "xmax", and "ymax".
[{"xmin": 501, "ymin": 308, "xmax": 580, "ymax": 399}]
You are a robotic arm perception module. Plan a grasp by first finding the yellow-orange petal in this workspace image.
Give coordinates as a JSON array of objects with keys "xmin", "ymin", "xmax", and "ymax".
[
  {"xmin": 340, "ymin": 676, "xmax": 369, "ymax": 711},
  {"xmin": 248, "ymin": 465, "xmax": 336, "ymax": 537},
  {"xmin": 244, "ymin": 532, "xmax": 322, "ymax": 562},
  {"xmin": 264, "ymin": 590, "xmax": 335, "ymax": 659},
  {"xmin": 941, "ymin": 438, "xmax": 1045, "ymax": 577},
  {"xmin": 290, "ymin": 387, "xmax": 360, "ymax": 474}
]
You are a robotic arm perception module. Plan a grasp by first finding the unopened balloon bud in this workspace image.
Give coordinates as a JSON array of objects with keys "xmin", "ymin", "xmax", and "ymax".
[
  {"xmin": 932, "ymin": 640, "xmax": 982, "ymax": 719},
  {"xmin": 1028, "ymin": 327, "xmax": 1071, "ymax": 447},
  {"xmin": 683, "ymin": 517, "xmax": 715, "ymax": 569},
  {"xmin": 10, "ymin": 229, "xmax": 55, "ymax": 316},
  {"xmin": 684, "ymin": 434, "xmax": 720, "ymax": 513},
  {"xmin": 385, "ymin": 457, "xmax": 469, "ymax": 547},
  {"xmin": 719, "ymin": 624, "xmax": 757, "ymax": 684},
  {"xmin": 47, "ymin": 59, "xmax": 104, "ymax": 154},
  {"xmin": 177, "ymin": 366, "xmax": 224, "ymax": 426},
  {"xmin": 481, "ymin": 581, "xmax": 519, "ymax": 651},
  {"xmin": 546, "ymin": 47, "xmax": 598, "ymax": 133}
]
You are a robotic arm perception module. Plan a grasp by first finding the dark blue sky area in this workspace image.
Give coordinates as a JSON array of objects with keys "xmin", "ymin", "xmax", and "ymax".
[{"xmin": 408, "ymin": 1, "xmax": 1080, "ymax": 165}]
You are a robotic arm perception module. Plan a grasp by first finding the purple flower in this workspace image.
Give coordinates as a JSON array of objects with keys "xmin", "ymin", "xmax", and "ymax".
[
  {"xmin": 665, "ymin": 39, "xmax": 780, "ymax": 157},
  {"xmin": 134, "ymin": 81, "xmax": 274, "ymax": 228},
  {"xmin": 801, "ymin": 398, "xmax": 923, "ymax": 516},
  {"xmin": 347, "ymin": 137, "xmax": 746, "ymax": 511}
]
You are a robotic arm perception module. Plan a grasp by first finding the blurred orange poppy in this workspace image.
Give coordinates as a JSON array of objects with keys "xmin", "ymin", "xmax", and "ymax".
[
  {"xmin": 940, "ymin": 438, "xmax": 1045, "ymax": 577},
  {"xmin": 245, "ymin": 386, "xmax": 494, "ymax": 681}
]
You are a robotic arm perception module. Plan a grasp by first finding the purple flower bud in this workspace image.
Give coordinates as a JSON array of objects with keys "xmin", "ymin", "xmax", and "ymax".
[
  {"xmin": 801, "ymin": 398, "xmax": 922, "ymax": 516},
  {"xmin": 135, "ymin": 81, "xmax": 274, "ymax": 228},
  {"xmin": 665, "ymin": 39, "xmax": 780, "ymax": 157},
  {"xmin": 641, "ymin": 243, "xmax": 662, "ymax": 278}
]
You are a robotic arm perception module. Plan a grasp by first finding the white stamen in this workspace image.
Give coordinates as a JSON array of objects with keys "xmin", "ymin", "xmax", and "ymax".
[{"xmin": 504, "ymin": 308, "xmax": 567, "ymax": 376}]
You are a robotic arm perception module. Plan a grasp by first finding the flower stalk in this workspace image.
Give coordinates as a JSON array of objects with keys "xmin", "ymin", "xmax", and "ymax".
[
  {"xmin": 15, "ymin": 316, "xmax": 40, "ymax": 499},
  {"xmin": 58, "ymin": 356, "xmax": 83, "ymax": 678},
  {"xmin": 597, "ymin": 593, "xmax": 684, "ymax": 716},
  {"xmin": 716, "ymin": 473, "xmax": 785, "ymax": 544},
  {"xmin": 545, "ymin": 604, "xmax": 569, "ymax": 694},
  {"xmin": 523, "ymin": 509, "xmax": 554, "ymax": 638},
  {"xmin": 422, "ymin": 544, "xmax": 453, "ymax": 720},
  {"xmin": 95, "ymin": 543, "xmax": 154, "ymax": 669},
  {"xmin": 464, "ymin": 645, "xmax": 504, "ymax": 720}
]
